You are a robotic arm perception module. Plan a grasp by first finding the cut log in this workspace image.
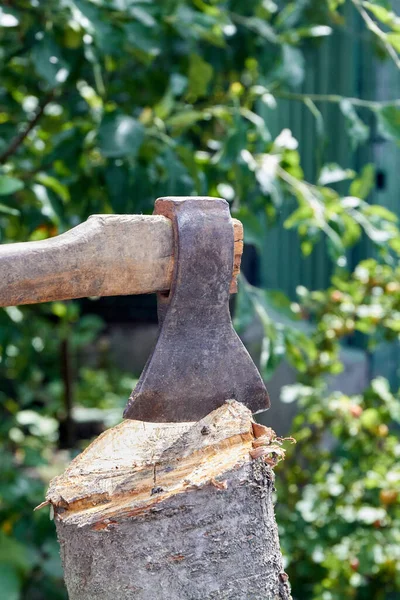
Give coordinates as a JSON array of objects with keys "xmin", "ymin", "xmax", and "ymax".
[
  {"xmin": 0, "ymin": 215, "xmax": 243, "ymax": 306},
  {"xmin": 46, "ymin": 400, "xmax": 291, "ymax": 600}
]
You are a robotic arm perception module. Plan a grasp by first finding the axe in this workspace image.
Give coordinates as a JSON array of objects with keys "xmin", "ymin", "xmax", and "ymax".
[{"xmin": 0, "ymin": 196, "xmax": 269, "ymax": 422}]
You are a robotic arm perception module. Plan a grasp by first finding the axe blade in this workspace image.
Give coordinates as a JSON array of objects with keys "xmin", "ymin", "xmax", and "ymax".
[{"xmin": 123, "ymin": 197, "xmax": 270, "ymax": 422}]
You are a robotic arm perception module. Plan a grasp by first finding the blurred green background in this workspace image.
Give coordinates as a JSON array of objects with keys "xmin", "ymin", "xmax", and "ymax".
[{"xmin": 1, "ymin": 1, "xmax": 400, "ymax": 598}]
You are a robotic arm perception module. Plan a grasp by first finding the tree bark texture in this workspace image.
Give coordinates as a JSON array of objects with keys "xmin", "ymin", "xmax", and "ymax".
[{"xmin": 46, "ymin": 401, "xmax": 291, "ymax": 600}]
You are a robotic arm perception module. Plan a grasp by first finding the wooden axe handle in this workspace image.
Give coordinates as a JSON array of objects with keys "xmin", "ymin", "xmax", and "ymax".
[{"xmin": 0, "ymin": 215, "xmax": 243, "ymax": 307}]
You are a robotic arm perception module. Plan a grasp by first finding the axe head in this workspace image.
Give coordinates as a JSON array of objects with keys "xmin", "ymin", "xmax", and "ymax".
[{"xmin": 123, "ymin": 197, "xmax": 270, "ymax": 422}]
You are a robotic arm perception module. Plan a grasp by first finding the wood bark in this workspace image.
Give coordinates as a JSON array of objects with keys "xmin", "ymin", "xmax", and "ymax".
[
  {"xmin": 46, "ymin": 401, "xmax": 291, "ymax": 600},
  {"xmin": 0, "ymin": 215, "xmax": 243, "ymax": 306}
]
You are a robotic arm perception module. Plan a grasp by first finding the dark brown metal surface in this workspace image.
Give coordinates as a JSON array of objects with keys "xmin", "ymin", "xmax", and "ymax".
[{"xmin": 123, "ymin": 197, "xmax": 270, "ymax": 422}]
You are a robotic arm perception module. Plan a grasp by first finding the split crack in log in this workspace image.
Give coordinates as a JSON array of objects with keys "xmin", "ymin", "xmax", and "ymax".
[
  {"xmin": 46, "ymin": 400, "xmax": 292, "ymax": 600},
  {"xmin": 47, "ymin": 401, "xmax": 254, "ymax": 525}
]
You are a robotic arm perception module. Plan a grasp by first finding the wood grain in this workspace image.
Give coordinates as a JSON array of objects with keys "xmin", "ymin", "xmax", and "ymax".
[
  {"xmin": 0, "ymin": 215, "xmax": 243, "ymax": 306},
  {"xmin": 46, "ymin": 400, "xmax": 291, "ymax": 600}
]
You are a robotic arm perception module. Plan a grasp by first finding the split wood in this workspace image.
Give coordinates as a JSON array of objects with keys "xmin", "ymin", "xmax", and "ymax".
[{"xmin": 44, "ymin": 400, "xmax": 292, "ymax": 600}]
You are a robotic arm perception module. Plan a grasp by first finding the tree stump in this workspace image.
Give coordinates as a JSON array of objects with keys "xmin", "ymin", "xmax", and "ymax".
[{"xmin": 46, "ymin": 400, "xmax": 291, "ymax": 600}]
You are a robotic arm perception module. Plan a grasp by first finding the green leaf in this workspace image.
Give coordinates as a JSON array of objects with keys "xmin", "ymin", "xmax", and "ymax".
[
  {"xmin": 340, "ymin": 100, "xmax": 369, "ymax": 148},
  {"xmin": 240, "ymin": 16, "xmax": 277, "ymax": 42},
  {"xmin": 284, "ymin": 205, "xmax": 313, "ymax": 229},
  {"xmin": 371, "ymin": 377, "xmax": 392, "ymax": 402},
  {"xmin": 170, "ymin": 73, "xmax": 188, "ymax": 96},
  {"xmin": 275, "ymin": 1, "xmax": 306, "ymax": 29},
  {"xmin": 0, "ymin": 175, "xmax": 24, "ymax": 196},
  {"xmin": 386, "ymin": 33, "xmax": 400, "ymax": 52},
  {"xmin": 0, "ymin": 532, "xmax": 31, "ymax": 572},
  {"xmin": 0, "ymin": 564, "xmax": 21, "ymax": 600},
  {"xmin": 31, "ymin": 36, "xmax": 70, "ymax": 86},
  {"xmin": 166, "ymin": 110, "xmax": 206, "ymax": 129},
  {"xmin": 98, "ymin": 115, "xmax": 145, "ymax": 158},
  {"xmin": 32, "ymin": 184, "xmax": 62, "ymax": 226},
  {"xmin": 35, "ymin": 174, "xmax": 70, "ymax": 202},
  {"xmin": 363, "ymin": 2, "xmax": 400, "ymax": 29},
  {"xmin": 159, "ymin": 147, "xmax": 194, "ymax": 196},
  {"xmin": 389, "ymin": 236, "xmax": 400, "ymax": 253},
  {"xmin": 0, "ymin": 202, "xmax": 20, "ymax": 216},
  {"xmin": 74, "ymin": 0, "xmax": 121, "ymax": 55},
  {"xmin": 216, "ymin": 122, "xmax": 248, "ymax": 168},
  {"xmin": 301, "ymin": 239, "xmax": 313, "ymax": 255},
  {"xmin": 265, "ymin": 289, "xmax": 297, "ymax": 320},
  {"xmin": 131, "ymin": 6, "xmax": 156, "ymax": 28},
  {"xmin": 154, "ymin": 74, "xmax": 188, "ymax": 119},
  {"xmin": 349, "ymin": 164, "xmax": 375, "ymax": 199},
  {"xmin": 171, "ymin": 5, "xmax": 225, "ymax": 46},
  {"xmin": 362, "ymin": 3, "xmax": 389, "ymax": 23},
  {"xmin": 363, "ymin": 204, "xmax": 397, "ymax": 222},
  {"xmin": 340, "ymin": 213, "xmax": 362, "ymax": 246},
  {"xmin": 377, "ymin": 104, "xmax": 400, "ymax": 142},
  {"xmin": 124, "ymin": 23, "xmax": 161, "ymax": 58},
  {"xmin": 186, "ymin": 54, "xmax": 213, "ymax": 101},
  {"xmin": 241, "ymin": 109, "xmax": 271, "ymax": 142}
]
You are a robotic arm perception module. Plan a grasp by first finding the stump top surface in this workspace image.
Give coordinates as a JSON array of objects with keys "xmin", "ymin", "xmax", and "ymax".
[{"xmin": 46, "ymin": 401, "xmax": 258, "ymax": 527}]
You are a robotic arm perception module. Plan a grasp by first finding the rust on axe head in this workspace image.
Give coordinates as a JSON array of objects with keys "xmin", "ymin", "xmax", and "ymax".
[{"xmin": 123, "ymin": 196, "xmax": 270, "ymax": 422}]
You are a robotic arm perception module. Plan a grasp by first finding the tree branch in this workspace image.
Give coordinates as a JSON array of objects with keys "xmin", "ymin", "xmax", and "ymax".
[
  {"xmin": 274, "ymin": 91, "xmax": 400, "ymax": 109},
  {"xmin": 351, "ymin": 0, "xmax": 400, "ymax": 71},
  {"xmin": 0, "ymin": 91, "xmax": 55, "ymax": 165}
]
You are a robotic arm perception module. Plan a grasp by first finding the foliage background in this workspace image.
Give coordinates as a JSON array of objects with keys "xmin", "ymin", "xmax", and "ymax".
[{"xmin": 1, "ymin": 0, "xmax": 400, "ymax": 598}]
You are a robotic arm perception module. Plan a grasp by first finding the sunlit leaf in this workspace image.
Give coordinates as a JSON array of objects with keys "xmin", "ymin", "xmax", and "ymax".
[
  {"xmin": 318, "ymin": 163, "xmax": 355, "ymax": 185},
  {"xmin": 363, "ymin": 2, "xmax": 400, "ymax": 29},
  {"xmin": 386, "ymin": 33, "xmax": 400, "ymax": 52},
  {"xmin": 32, "ymin": 184, "xmax": 61, "ymax": 225},
  {"xmin": 349, "ymin": 163, "xmax": 375, "ymax": 199},
  {"xmin": 363, "ymin": 204, "xmax": 397, "ymax": 223},
  {"xmin": 35, "ymin": 174, "xmax": 70, "ymax": 202},
  {"xmin": 166, "ymin": 110, "xmax": 206, "ymax": 129},
  {"xmin": 186, "ymin": 54, "xmax": 213, "ymax": 101}
]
